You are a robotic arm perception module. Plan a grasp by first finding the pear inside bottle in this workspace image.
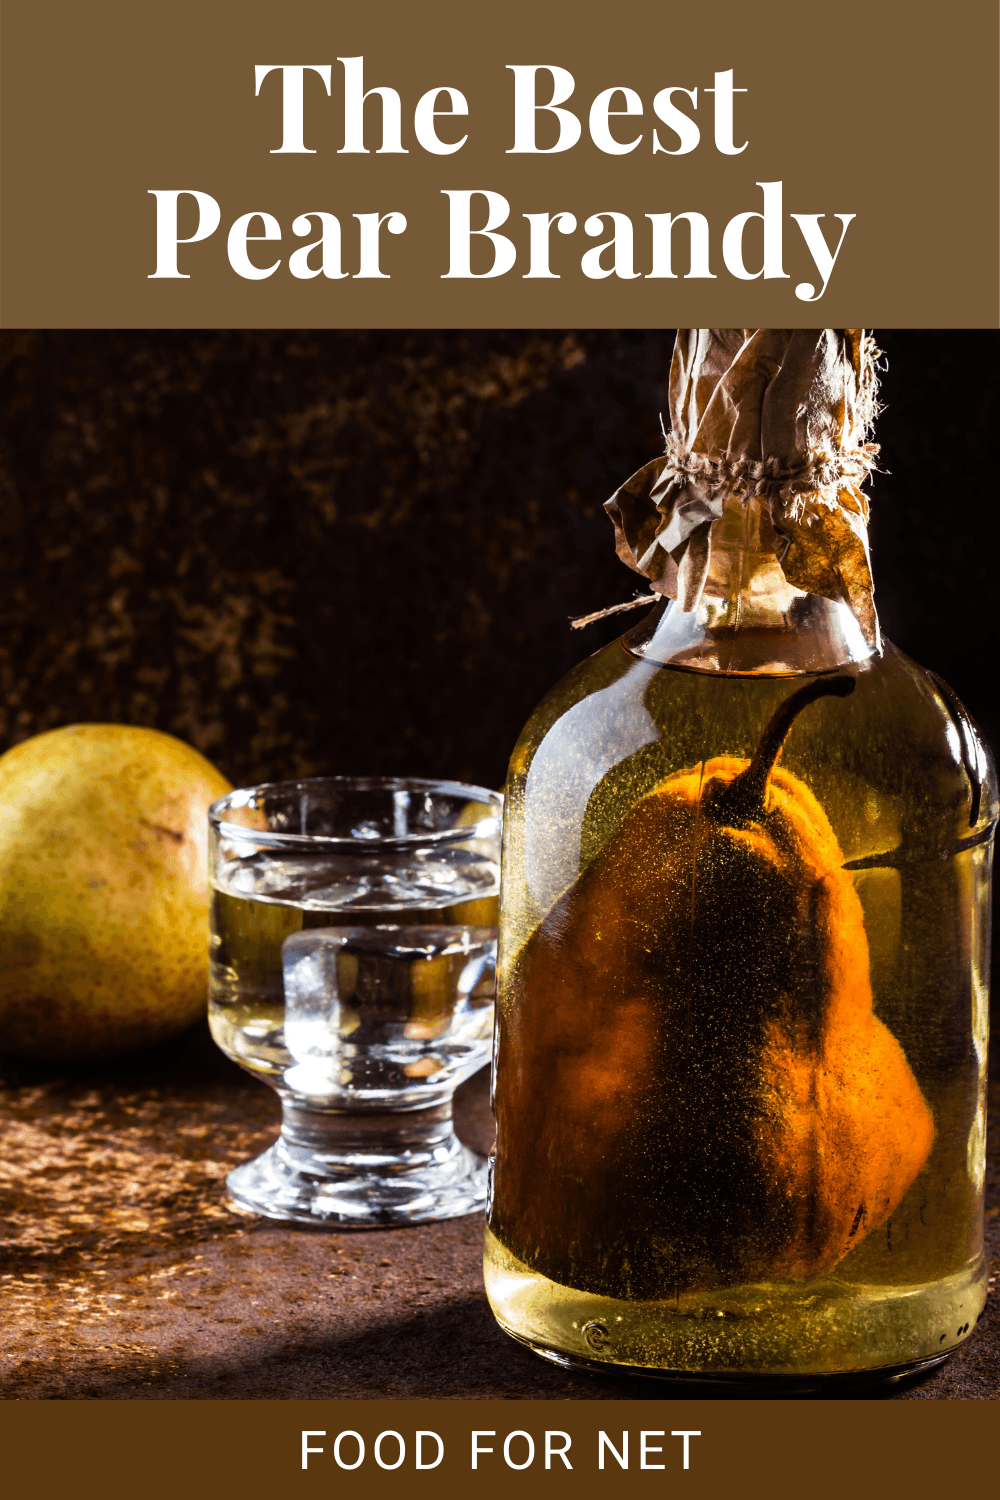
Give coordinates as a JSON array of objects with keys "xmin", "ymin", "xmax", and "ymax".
[{"xmin": 486, "ymin": 495, "xmax": 994, "ymax": 1382}]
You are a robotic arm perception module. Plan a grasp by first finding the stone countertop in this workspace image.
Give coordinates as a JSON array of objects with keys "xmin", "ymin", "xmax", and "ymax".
[{"xmin": 0, "ymin": 1026, "xmax": 996, "ymax": 1401}]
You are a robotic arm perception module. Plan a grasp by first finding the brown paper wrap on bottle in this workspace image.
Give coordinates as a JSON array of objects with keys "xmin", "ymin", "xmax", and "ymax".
[{"xmin": 606, "ymin": 329, "xmax": 882, "ymax": 647}]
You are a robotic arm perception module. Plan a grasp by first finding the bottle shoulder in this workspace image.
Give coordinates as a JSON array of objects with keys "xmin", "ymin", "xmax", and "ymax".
[
  {"xmin": 506, "ymin": 633, "xmax": 644, "ymax": 780},
  {"xmin": 850, "ymin": 642, "xmax": 996, "ymax": 830},
  {"xmin": 505, "ymin": 635, "xmax": 996, "ymax": 872}
]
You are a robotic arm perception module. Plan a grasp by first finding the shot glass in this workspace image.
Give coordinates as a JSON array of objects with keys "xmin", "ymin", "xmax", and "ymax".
[{"xmin": 207, "ymin": 776, "xmax": 502, "ymax": 1226}]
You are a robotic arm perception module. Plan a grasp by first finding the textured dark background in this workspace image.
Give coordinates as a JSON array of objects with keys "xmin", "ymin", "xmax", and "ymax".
[{"xmin": 0, "ymin": 329, "xmax": 995, "ymax": 791}]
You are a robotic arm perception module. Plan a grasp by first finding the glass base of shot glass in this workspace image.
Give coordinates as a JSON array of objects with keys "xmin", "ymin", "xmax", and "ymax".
[{"xmin": 226, "ymin": 1098, "xmax": 488, "ymax": 1227}]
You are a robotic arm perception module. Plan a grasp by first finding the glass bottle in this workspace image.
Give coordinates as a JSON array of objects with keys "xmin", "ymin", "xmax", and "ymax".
[{"xmin": 484, "ymin": 345, "xmax": 995, "ymax": 1387}]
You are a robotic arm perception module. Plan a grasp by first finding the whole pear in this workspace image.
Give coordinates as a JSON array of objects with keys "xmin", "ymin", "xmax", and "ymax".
[{"xmin": 0, "ymin": 724, "xmax": 232, "ymax": 1060}]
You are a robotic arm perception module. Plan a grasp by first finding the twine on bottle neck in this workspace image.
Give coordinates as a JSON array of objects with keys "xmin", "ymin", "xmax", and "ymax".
[
  {"xmin": 657, "ymin": 431, "xmax": 881, "ymax": 517},
  {"xmin": 570, "ymin": 430, "xmax": 881, "ymax": 630},
  {"xmin": 570, "ymin": 591, "xmax": 660, "ymax": 629}
]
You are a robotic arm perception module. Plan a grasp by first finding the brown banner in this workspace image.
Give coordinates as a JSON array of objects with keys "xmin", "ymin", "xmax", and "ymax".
[
  {"xmin": 1, "ymin": 0, "xmax": 997, "ymax": 327},
  {"xmin": 1, "ymin": 1399, "xmax": 996, "ymax": 1499}
]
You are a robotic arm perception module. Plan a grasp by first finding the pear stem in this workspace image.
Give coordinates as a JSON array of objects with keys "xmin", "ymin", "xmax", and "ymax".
[{"xmin": 708, "ymin": 675, "xmax": 856, "ymax": 825}]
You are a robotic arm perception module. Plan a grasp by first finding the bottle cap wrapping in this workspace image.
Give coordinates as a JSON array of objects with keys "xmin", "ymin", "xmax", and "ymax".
[{"xmin": 606, "ymin": 329, "xmax": 882, "ymax": 647}]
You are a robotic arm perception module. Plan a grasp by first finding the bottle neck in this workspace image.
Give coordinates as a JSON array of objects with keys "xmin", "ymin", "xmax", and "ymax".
[{"xmin": 623, "ymin": 495, "xmax": 876, "ymax": 676}]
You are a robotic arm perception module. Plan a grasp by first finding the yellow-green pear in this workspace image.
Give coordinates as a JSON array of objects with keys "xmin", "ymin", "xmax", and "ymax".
[{"xmin": 0, "ymin": 724, "xmax": 232, "ymax": 1060}]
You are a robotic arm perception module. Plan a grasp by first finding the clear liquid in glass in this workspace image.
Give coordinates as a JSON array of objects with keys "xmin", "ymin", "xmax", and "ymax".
[
  {"xmin": 209, "ymin": 851, "xmax": 499, "ymax": 1109},
  {"xmin": 207, "ymin": 777, "xmax": 501, "ymax": 1226}
]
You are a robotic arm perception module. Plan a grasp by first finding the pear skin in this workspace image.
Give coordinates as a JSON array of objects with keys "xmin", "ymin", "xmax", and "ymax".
[
  {"xmin": 0, "ymin": 724, "xmax": 232, "ymax": 1060},
  {"xmin": 492, "ymin": 753, "xmax": 933, "ymax": 1296}
]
